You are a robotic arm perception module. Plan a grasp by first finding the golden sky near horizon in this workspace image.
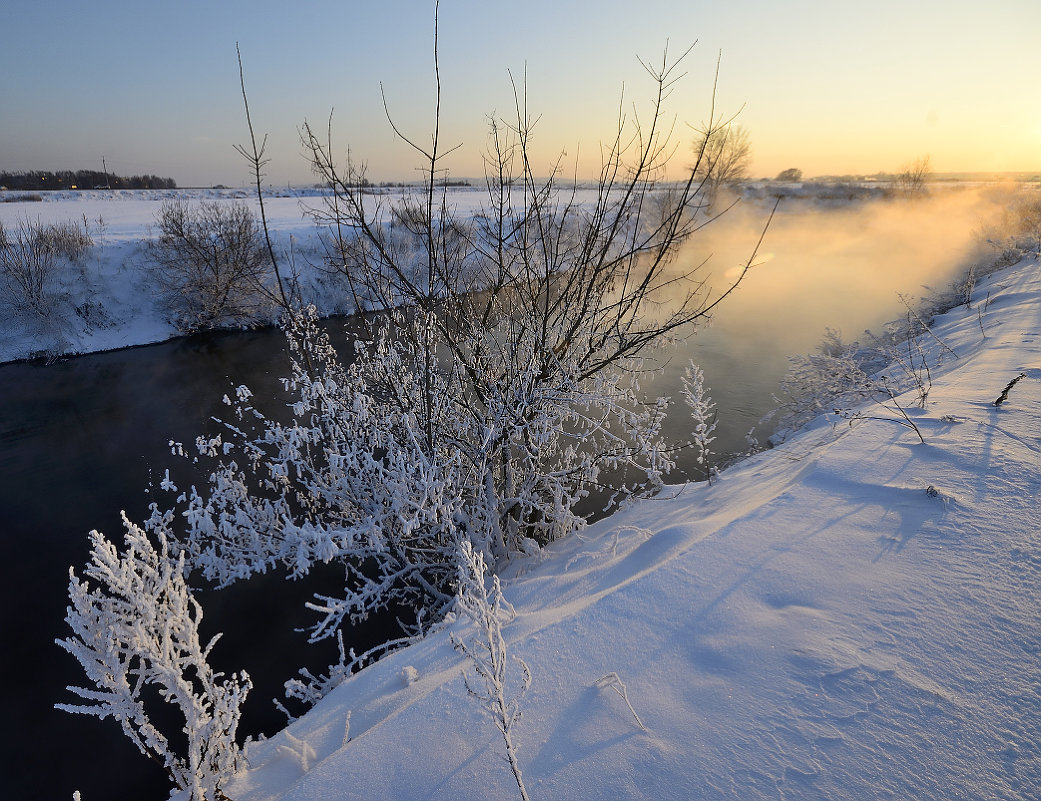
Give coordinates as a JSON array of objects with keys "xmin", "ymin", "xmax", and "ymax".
[{"xmin": 2, "ymin": 0, "xmax": 1038, "ymax": 185}]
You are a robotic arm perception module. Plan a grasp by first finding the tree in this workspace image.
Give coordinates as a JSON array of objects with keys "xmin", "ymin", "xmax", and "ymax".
[
  {"xmin": 160, "ymin": 35, "xmax": 771, "ymax": 649},
  {"xmin": 895, "ymin": 155, "xmax": 931, "ymax": 197},
  {"xmin": 691, "ymin": 122, "xmax": 752, "ymax": 200},
  {"xmin": 60, "ymin": 16, "xmax": 777, "ymax": 800},
  {"xmin": 774, "ymin": 167, "xmax": 802, "ymax": 182}
]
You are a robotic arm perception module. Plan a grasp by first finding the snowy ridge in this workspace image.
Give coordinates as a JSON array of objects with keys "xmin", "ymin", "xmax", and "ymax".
[{"xmin": 216, "ymin": 256, "xmax": 1041, "ymax": 800}]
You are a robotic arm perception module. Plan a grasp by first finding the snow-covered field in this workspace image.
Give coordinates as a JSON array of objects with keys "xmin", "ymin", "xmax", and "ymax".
[
  {"xmin": 0, "ymin": 182, "xmax": 1011, "ymax": 366},
  {"xmin": 0, "ymin": 186, "xmax": 510, "ymax": 363},
  {"xmin": 207, "ymin": 252, "xmax": 1040, "ymax": 800}
]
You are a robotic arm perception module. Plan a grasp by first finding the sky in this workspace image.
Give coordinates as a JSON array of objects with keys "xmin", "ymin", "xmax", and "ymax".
[{"xmin": 2, "ymin": 0, "xmax": 1039, "ymax": 187}]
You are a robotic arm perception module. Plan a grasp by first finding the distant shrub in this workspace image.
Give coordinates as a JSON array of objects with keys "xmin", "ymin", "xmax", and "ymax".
[
  {"xmin": 894, "ymin": 155, "xmax": 931, "ymax": 197},
  {"xmin": 774, "ymin": 168, "xmax": 802, "ymax": 182},
  {"xmin": 37, "ymin": 219, "xmax": 94, "ymax": 261},
  {"xmin": 149, "ymin": 199, "xmax": 274, "ymax": 333},
  {"xmin": 691, "ymin": 123, "xmax": 752, "ymax": 202},
  {"xmin": 0, "ymin": 193, "xmax": 44, "ymax": 203}
]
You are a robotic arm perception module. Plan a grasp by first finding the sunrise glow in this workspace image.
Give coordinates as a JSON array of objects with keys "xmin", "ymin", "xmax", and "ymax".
[{"xmin": 2, "ymin": 1, "xmax": 1038, "ymax": 184}]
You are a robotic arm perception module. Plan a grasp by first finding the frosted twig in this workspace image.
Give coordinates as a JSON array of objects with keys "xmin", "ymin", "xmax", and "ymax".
[
  {"xmin": 451, "ymin": 541, "xmax": 532, "ymax": 801},
  {"xmin": 595, "ymin": 672, "xmax": 648, "ymax": 731}
]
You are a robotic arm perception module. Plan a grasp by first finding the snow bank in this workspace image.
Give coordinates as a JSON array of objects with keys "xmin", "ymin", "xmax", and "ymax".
[
  {"xmin": 214, "ymin": 256, "xmax": 1041, "ymax": 799},
  {"xmin": 0, "ymin": 190, "xmax": 312, "ymax": 362},
  {"xmin": 0, "ymin": 187, "xmax": 539, "ymax": 363}
]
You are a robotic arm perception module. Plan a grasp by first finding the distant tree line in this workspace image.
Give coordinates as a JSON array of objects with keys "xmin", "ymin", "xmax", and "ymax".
[{"xmin": 0, "ymin": 170, "xmax": 177, "ymax": 191}]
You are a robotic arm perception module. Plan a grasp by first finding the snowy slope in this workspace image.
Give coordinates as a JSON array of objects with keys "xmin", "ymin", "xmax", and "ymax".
[{"xmin": 214, "ymin": 256, "xmax": 1041, "ymax": 800}]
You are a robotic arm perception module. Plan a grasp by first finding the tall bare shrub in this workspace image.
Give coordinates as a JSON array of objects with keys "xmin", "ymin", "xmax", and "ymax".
[
  {"xmin": 0, "ymin": 218, "xmax": 91, "ymax": 318},
  {"xmin": 150, "ymin": 198, "xmax": 274, "ymax": 332},
  {"xmin": 161, "ymin": 29, "xmax": 771, "ymax": 653}
]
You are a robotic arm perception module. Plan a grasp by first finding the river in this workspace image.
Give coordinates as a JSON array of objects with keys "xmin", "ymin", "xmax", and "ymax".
[{"xmin": 0, "ymin": 190, "xmax": 995, "ymax": 800}]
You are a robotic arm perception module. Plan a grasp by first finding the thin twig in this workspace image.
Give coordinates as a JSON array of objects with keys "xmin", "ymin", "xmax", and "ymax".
[
  {"xmin": 595, "ymin": 672, "xmax": 647, "ymax": 731},
  {"xmin": 994, "ymin": 373, "xmax": 1027, "ymax": 406},
  {"xmin": 234, "ymin": 43, "xmax": 290, "ymax": 312}
]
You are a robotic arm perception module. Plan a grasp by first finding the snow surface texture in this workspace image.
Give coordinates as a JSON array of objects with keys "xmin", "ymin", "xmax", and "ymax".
[{"xmin": 204, "ymin": 257, "xmax": 1041, "ymax": 800}]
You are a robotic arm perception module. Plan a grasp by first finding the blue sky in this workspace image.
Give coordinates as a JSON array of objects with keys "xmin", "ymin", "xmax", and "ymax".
[{"xmin": 3, "ymin": 0, "xmax": 1039, "ymax": 186}]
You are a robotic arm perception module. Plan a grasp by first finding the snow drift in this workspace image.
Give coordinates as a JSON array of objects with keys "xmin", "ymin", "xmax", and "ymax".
[{"xmin": 215, "ymin": 254, "xmax": 1041, "ymax": 800}]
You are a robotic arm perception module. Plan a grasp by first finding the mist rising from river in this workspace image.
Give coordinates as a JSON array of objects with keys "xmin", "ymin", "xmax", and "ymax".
[{"xmin": 651, "ymin": 187, "xmax": 1009, "ymax": 473}]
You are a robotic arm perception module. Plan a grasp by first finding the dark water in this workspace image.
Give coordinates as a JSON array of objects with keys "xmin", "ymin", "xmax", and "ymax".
[{"xmin": 0, "ymin": 328, "xmax": 381, "ymax": 801}]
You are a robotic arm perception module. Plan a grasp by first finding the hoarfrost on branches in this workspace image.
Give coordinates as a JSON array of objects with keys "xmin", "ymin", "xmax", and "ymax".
[
  {"xmin": 56, "ymin": 513, "xmax": 250, "ymax": 801},
  {"xmin": 58, "ymin": 38, "xmax": 771, "ymax": 791},
  {"xmin": 451, "ymin": 540, "xmax": 532, "ymax": 801},
  {"xmin": 157, "ymin": 40, "xmax": 771, "ymax": 653},
  {"xmin": 681, "ymin": 360, "xmax": 717, "ymax": 482}
]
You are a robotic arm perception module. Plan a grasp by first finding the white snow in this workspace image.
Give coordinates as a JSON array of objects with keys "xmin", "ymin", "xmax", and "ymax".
[{"xmin": 210, "ymin": 254, "xmax": 1040, "ymax": 800}]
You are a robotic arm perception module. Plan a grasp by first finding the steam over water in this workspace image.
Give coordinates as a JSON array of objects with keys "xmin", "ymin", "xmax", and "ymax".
[{"xmin": 653, "ymin": 187, "xmax": 1004, "ymax": 474}]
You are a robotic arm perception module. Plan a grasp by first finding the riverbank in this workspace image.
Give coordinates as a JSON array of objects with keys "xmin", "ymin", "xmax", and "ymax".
[
  {"xmin": 0, "ymin": 190, "xmax": 322, "ymax": 363},
  {"xmin": 217, "ymin": 252, "xmax": 1040, "ymax": 800}
]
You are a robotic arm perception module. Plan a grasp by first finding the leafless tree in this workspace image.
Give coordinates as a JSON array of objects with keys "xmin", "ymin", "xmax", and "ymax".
[
  {"xmin": 278, "ymin": 16, "xmax": 774, "ymax": 566},
  {"xmin": 895, "ymin": 155, "xmax": 931, "ymax": 197},
  {"xmin": 691, "ymin": 122, "xmax": 752, "ymax": 202},
  {"xmin": 301, "ymin": 38, "xmax": 768, "ymax": 481},
  {"xmin": 162, "ymin": 3, "xmax": 774, "ymax": 685},
  {"xmin": 149, "ymin": 198, "xmax": 275, "ymax": 333}
]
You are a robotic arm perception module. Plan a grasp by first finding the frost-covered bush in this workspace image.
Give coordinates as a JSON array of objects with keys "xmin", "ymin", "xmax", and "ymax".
[
  {"xmin": 0, "ymin": 218, "xmax": 92, "ymax": 317},
  {"xmin": 150, "ymin": 198, "xmax": 274, "ymax": 332},
  {"xmin": 769, "ymin": 322, "xmax": 937, "ymax": 443},
  {"xmin": 56, "ymin": 514, "xmax": 251, "ymax": 801},
  {"xmin": 60, "ymin": 31, "xmax": 767, "ymax": 800},
  {"xmin": 149, "ymin": 42, "xmax": 764, "ymax": 658},
  {"xmin": 681, "ymin": 361, "xmax": 717, "ymax": 482},
  {"xmin": 55, "ymin": 51, "xmax": 766, "ymax": 793},
  {"xmin": 768, "ymin": 329, "xmax": 881, "ymax": 436},
  {"xmin": 165, "ymin": 292, "xmax": 678, "ymax": 643}
]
